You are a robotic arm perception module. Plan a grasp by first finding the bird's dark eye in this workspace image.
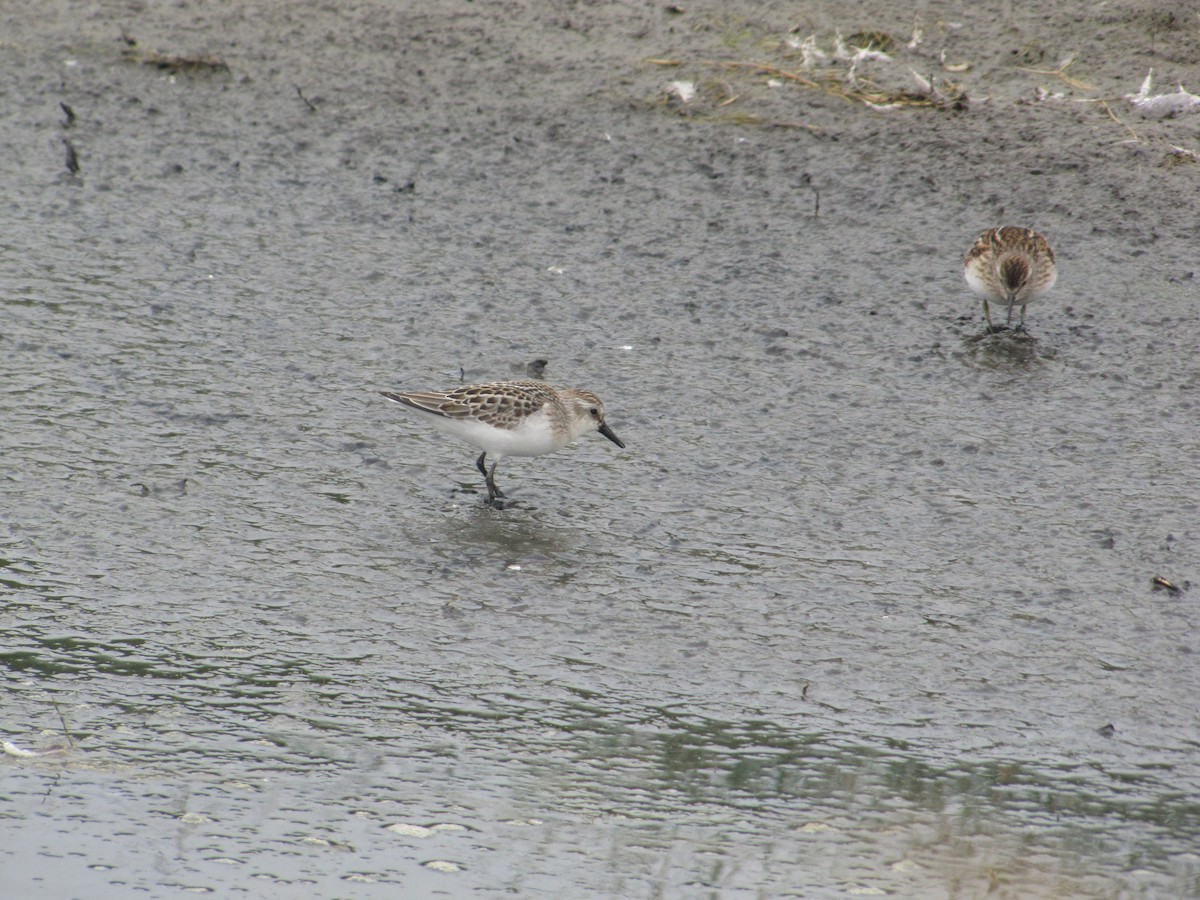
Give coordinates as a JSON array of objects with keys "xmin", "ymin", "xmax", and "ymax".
[{"xmin": 590, "ymin": 407, "xmax": 600, "ymax": 418}]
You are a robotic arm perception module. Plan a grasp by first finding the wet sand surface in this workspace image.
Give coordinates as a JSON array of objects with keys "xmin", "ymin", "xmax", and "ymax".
[{"xmin": 3, "ymin": 1, "xmax": 1200, "ymax": 896}]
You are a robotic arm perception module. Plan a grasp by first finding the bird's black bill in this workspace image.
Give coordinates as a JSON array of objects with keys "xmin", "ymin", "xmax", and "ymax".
[{"xmin": 598, "ymin": 422, "xmax": 625, "ymax": 449}]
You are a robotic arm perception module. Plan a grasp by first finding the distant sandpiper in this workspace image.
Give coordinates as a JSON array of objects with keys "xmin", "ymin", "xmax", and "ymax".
[{"xmin": 963, "ymin": 226, "xmax": 1057, "ymax": 332}]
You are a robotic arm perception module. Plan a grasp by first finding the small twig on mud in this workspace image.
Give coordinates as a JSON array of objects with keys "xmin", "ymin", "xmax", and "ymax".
[
  {"xmin": 1098, "ymin": 98, "xmax": 1141, "ymax": 142},
  {"xmin": 50, "ymin": 699, "xmax": 77, "ymax": 750},
  {"xmin": 723, "ymin": 115, "xmax": 822, "ymax": 132},
  {"xmin": 705, "ymin": 60, "xmax": 822, "ymax": 90},
  {"xmin": 295, "ymin": 85, "xmax": 317, "ymax": 112},
  {"xmin": 1018, "ymin": 56, "xmax": 1092, "ymax": 91},
  {"xmin": 715, "ymin": 78, "xmax": 739, "ymax": 107},
  {"xmin": 62, "ymin": 138, "xmax": 80, "ymax": 175},
  {"xmin": 645, "ymin": 58, "xmax": 684, "ymax": 67},
  {"xmin": 122, "ymin": 39, "xmax": 230, "ymax": 74},
  {"xmin": 801, "ymin": 173, "xmax": 820, "ymax": 216}
]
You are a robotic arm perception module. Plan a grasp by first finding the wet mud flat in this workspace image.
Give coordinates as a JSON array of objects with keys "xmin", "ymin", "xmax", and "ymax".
[{"xmin": 3, "ymin": 1, "xmax": 1200, "ymax": 897}]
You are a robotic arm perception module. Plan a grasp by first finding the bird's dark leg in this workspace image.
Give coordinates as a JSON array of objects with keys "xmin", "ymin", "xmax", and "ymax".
[
  {"xmin": 983, "ymin": 299, "xmax": 996, "ymax": 333},
  {"xmin": 485, "ymin": 459, "xmax": 505, "ymax": 503},
  {"xmin": 1013, "ymin": 304, "xmax": 1029, "ymax": 333},
  {"xmin": 476, "ymin": 451, "xmax": 504, "ymax": 505}
]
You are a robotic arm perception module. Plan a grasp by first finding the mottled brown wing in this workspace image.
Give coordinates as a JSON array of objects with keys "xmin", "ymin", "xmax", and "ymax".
[
  {"xmin": 442, "ymin": 382, "xmax": 552, "ymax": 429},
  {"xmin": 964, "ymin": 227, "xmax": 1001, "ymax": 266},
  {"xmin": 382, "ymin": 382, "xmax": 554, "ymax": 430}
]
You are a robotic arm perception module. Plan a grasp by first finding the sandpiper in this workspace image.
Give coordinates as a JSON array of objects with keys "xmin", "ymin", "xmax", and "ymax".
[{"xmin": 380, "ymin": 380, "xmax": 624, "ymax": 504}]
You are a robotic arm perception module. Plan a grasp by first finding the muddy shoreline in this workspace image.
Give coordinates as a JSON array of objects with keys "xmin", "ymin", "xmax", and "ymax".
[{"xmin": 4, "ymin": 2, "xmax": 1199, "ymax": 897}]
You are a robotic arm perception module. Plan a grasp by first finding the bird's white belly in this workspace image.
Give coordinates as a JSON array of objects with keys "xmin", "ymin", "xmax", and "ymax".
[
  {"xmin": 424, "ymin": 411, "xmax": 563, "ymax": 458},
  {"xmin": 965, "ymin": 264, "xmax": 1056, "ymax": 306},
  {"xmin": 963, "ymin": 266, "xmax": 994, "ymax": 299}
]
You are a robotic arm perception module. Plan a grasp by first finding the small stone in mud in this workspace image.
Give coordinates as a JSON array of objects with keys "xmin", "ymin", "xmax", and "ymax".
[
  {"xmin": 63, "ymin": 139, "xmax": 80, "ymax": 174},
  {"xmin": 1151, "ymin": 575, "xmax": 1185, "ymax": 595}
]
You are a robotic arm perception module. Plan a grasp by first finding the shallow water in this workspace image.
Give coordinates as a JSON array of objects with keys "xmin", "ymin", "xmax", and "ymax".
[{"xmin": 4, "ymin": 3, "xmax": 1200, "ymax": 898}]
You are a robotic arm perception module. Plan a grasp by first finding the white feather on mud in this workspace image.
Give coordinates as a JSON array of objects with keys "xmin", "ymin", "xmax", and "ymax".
[
  {"xmin": 665, "ymin": 80, "xmax": 696, "ymax": 103},
  {"xmin": 1127, "ymin": 69, "xmax": 1200, "ymax": 119}
]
